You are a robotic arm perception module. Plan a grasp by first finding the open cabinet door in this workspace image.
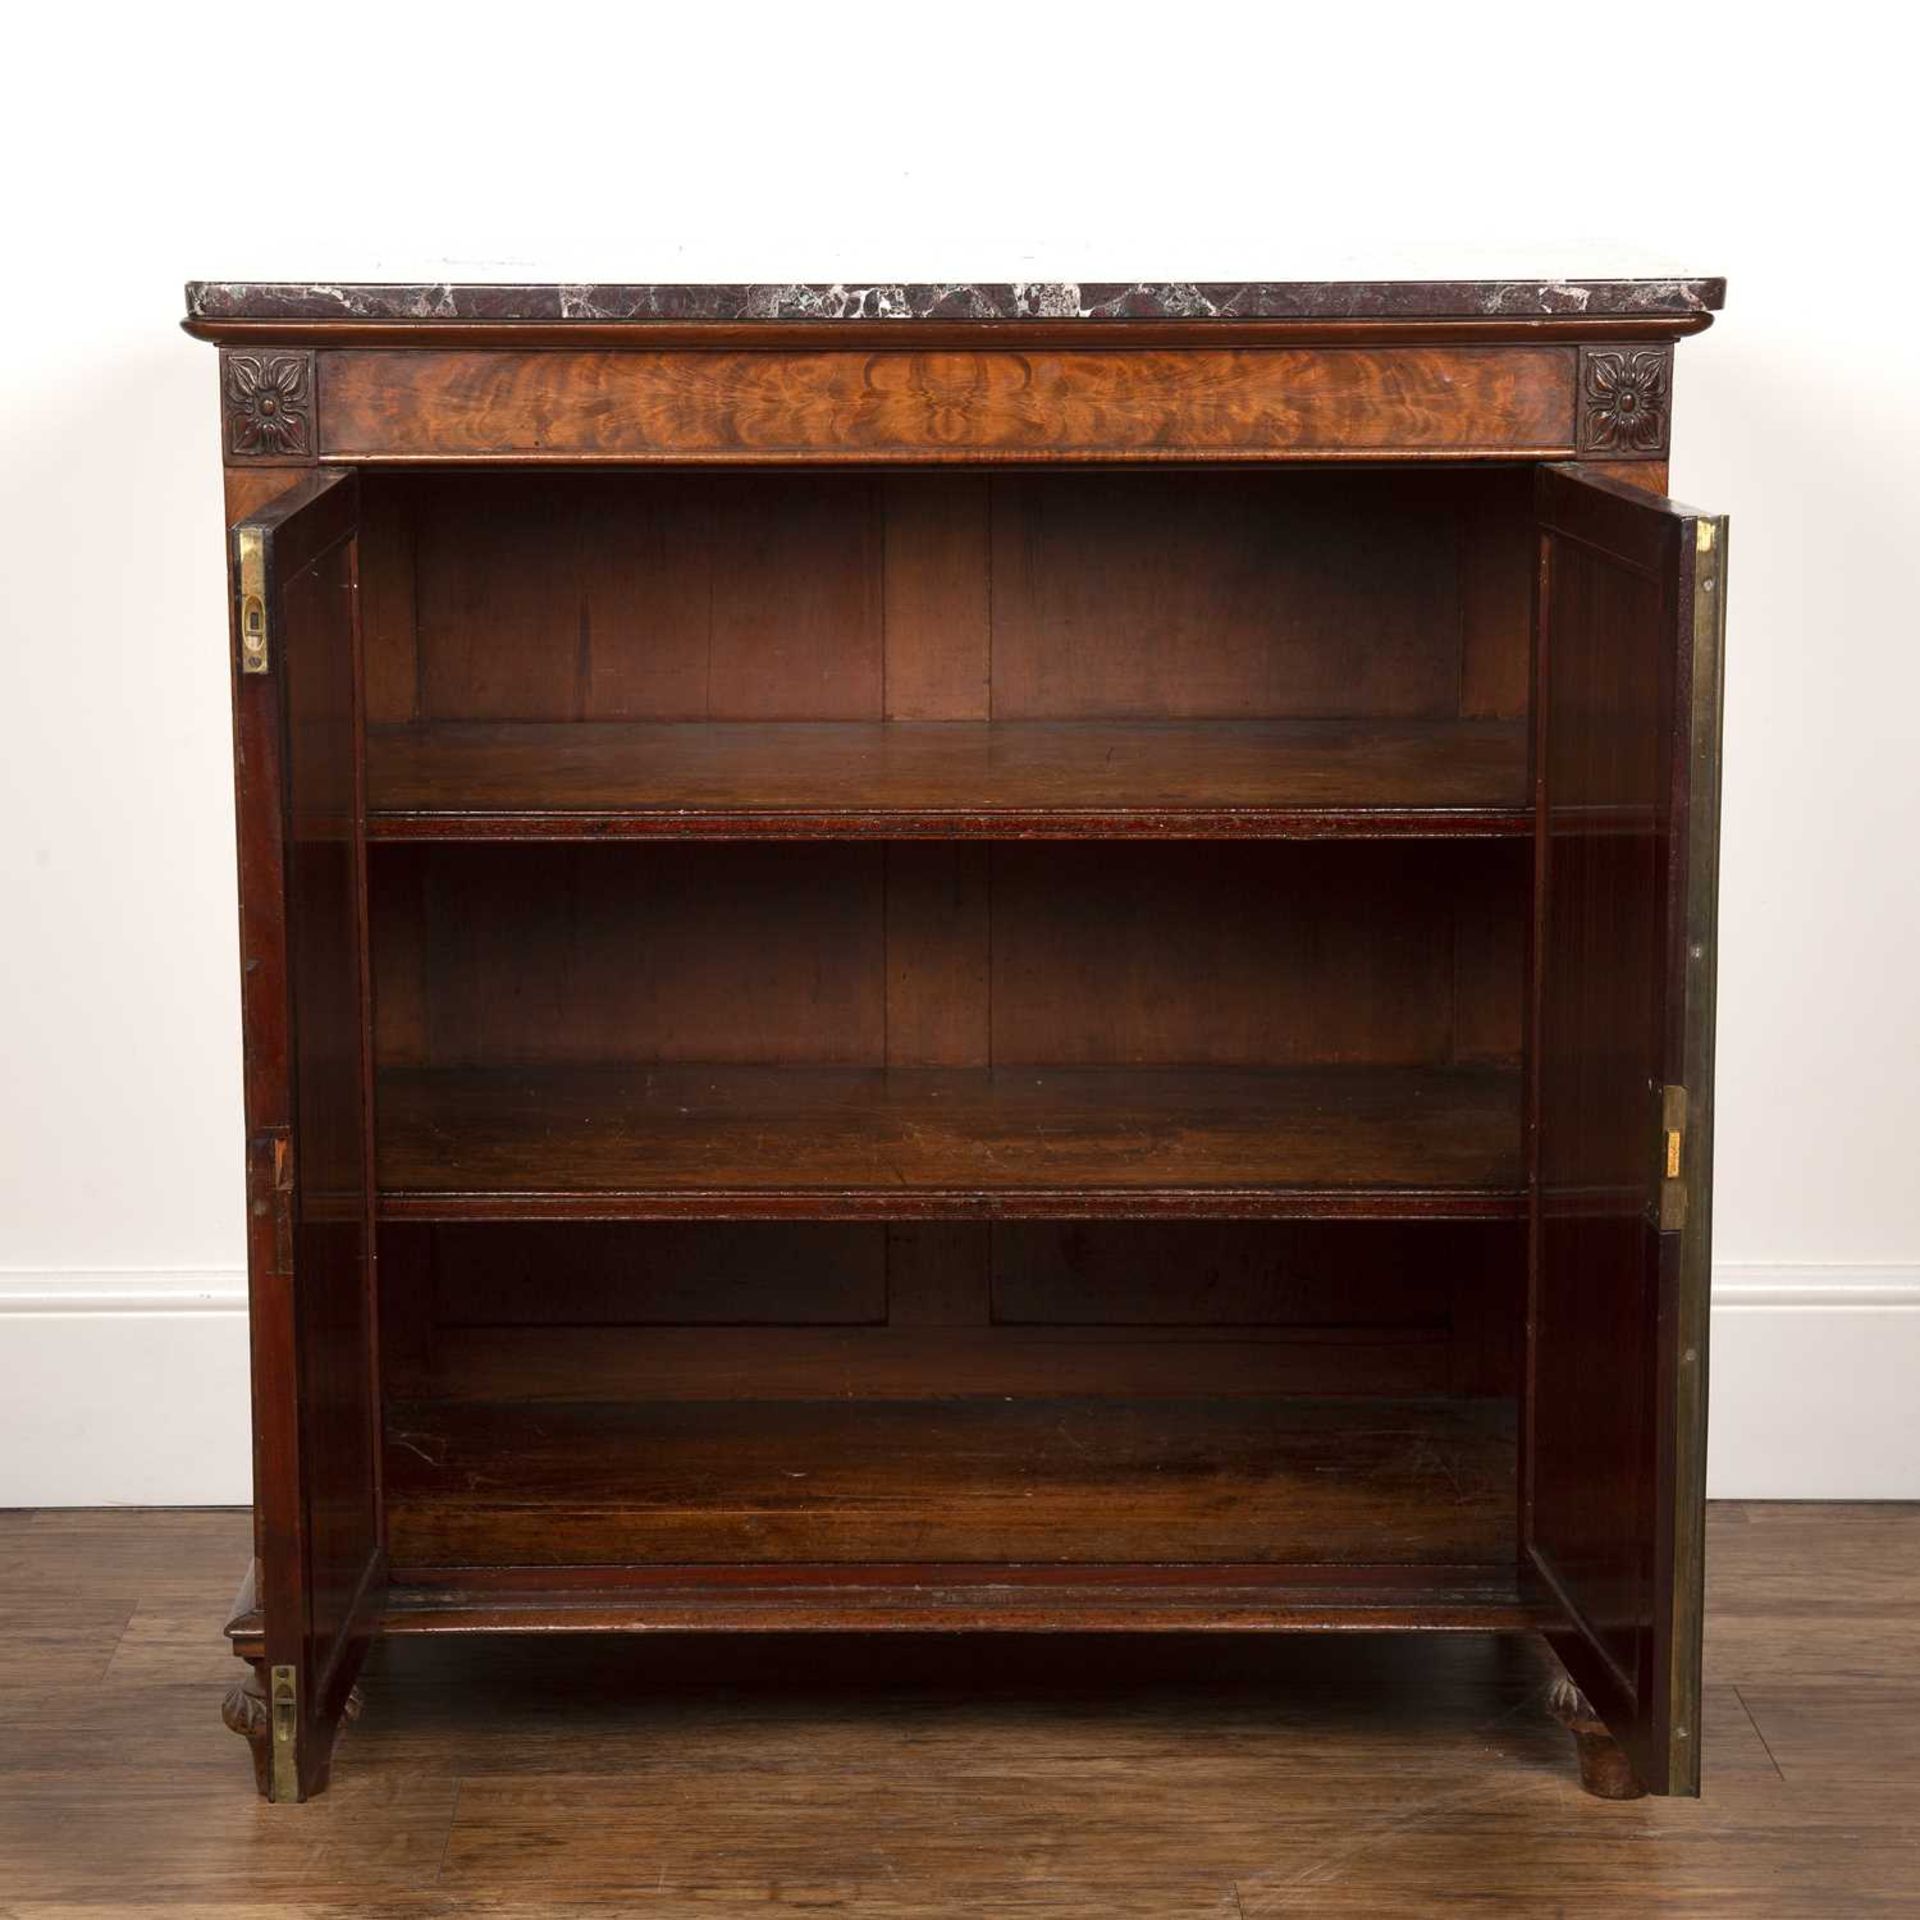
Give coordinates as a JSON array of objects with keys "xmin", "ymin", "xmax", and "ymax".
[
  {"xmin": 1528, "ymin": 465, "xmax": 1726, "ymax": 1796},
  {"xmin": 230, "ymin": 471, "xmax": 382, "ymax": 1800}
]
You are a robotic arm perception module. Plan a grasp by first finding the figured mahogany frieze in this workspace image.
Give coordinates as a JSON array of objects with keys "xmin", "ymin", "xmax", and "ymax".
[
  {"xmin": 221, "ymin": 350, "xmax": 316, "ymax": 461},
  {"xmin": 1578, "ymin": 346, "xmax": 1671, "ymax": 457},
  {"xmin": 315, "ymin": 345, "xmax": 1578, "ymax": 463}
]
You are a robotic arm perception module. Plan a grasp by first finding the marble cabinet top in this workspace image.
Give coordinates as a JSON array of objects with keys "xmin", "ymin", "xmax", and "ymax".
[{"xmin": 186, "ymin": 278, "xmax": 1725, "ymax": 324}]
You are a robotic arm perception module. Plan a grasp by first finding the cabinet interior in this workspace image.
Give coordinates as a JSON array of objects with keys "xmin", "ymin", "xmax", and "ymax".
[{"xmin": 357, "ymin": 464, "xmax": 1539, "ymax": 1596}]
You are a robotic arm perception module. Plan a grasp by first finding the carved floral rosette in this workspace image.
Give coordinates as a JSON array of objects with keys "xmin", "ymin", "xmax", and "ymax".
[
  {"xmin": 222, "ymin": 351, "xmax": 315, "ymax": 459},
  {"xmin": 1579, "ymin": 347, "xmax": 1671, "ymax": 456}
]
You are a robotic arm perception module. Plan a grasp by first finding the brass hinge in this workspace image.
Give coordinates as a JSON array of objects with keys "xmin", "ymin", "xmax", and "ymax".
[
  {"xmin": 267, "ymin": 1662, "xmax": 298, "ymax": 1801},
  {"xmin": 1658, "ymin": 1083, "xmax": 1689, "ymax": 1231},
  {"xmin": 236, "ymin": 526, "xmax": 270, "ymax": 675}
]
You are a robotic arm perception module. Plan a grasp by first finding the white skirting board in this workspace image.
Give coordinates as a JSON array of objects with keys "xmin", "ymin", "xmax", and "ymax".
[
  {"xmin": 0, "ymin": 1272, "xmax": 254, "ymax": 1508},
  {"xmin": 1705, "ymin": 1269, "xmax": 1920, "ymax": 1499},
  {"xmin": 1, "ymin": 1266, "xmax": 1916, "ymax": 1506}
]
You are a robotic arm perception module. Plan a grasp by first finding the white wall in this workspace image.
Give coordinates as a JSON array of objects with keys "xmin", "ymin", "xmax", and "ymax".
[{"xmin": 2, "ymin": 2, "xmax": 1915, "ymax": 1502}]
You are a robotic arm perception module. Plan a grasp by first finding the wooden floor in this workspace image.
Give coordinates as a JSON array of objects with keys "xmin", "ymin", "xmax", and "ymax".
[{"xmin": 1, "ymin": 1505, "xmax": 1916, "ymax": 1915}]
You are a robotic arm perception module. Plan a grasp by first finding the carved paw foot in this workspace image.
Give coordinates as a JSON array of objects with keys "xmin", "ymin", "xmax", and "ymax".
[
  {"xmin": 221, "ymin": 1663, "xmax": 271, "ymax": 1797},
  {"xmin": 1548, "ymin": 1672, "xmax": 1647, "ymax": 1800}
]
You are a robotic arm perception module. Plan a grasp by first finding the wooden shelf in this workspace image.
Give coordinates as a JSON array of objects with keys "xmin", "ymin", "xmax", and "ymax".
[
  {"xmin": 384, "ymin": 1392, "xmax": 1518, "ymax": 1570},
  {"xmin": 380, "ymin": 1568, "xmax": 1545, "ymax": 1635},
  {"xmin": 374, "ymin": 1064, "xmax": 1524, "ymax": 1221},
  {"xmin": 365, "ymin": 719, "xmax": 1531, "ymax": 840}
]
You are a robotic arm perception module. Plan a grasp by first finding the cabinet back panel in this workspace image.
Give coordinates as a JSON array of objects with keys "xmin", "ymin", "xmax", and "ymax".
[
  {"xmin": 384, "ymin": 1391, "xmax": 1518, "ymax": 1568},
  {"xmin": 989, "ymin": 841, "xmax": 1523, "ymax": 1067},
  {"xmin": 426, "ymin": 1222, "xmax": 889, "ymax": 1327},
  {"xmin": 371, "ymin": 841, "xmax": 1524, "ymax": 1071},
  {"xmin": 394, "ymin": 473, "xmax": 884, "ymax": 721},
  {"xmin": 360, "ymin": 469, "xmax": 1532, "ymax": 727},
  {"xmin": 395, "ymin": 1221, "xmax": 1508, "ymax": 1333},
  {"xmin": 383, "ymin": 1219, "xmax": 1519, "ymax": 1408},
  {"xmin": 379, "ymin": 1217, "xmax": 1523, "ymax": 1566},
  {"xmin": 370, "ymin": 842, "xmax": 886, "ymax": 1068},
  {"xmin": 991, "ymin": 471, "xmax": 1453, "ymax": 718}
]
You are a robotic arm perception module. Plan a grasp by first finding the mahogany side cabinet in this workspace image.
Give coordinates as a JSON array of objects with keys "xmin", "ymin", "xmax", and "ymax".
[{"xmin": 185, "ymin": 278, "xmax": 1727, "ymax": 1802}]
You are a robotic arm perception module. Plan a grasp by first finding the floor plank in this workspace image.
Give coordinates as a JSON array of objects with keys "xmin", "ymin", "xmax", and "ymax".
[{"xmin": 0, "ymin": 1504, "xmax": 1915, "ymax": 1914}]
